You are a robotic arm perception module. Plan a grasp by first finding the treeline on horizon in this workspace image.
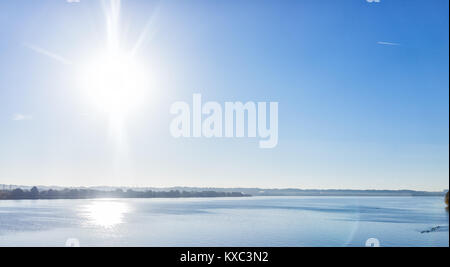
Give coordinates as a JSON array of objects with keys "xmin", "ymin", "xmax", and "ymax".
[{"xmin": 0, "ymin": 187, "xmax": 250, "ymax": 200}]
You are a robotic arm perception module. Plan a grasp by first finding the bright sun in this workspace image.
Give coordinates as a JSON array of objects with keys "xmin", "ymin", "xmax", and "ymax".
[
  {"xmin": 76, "ymin": 0, "xmax": 153, "ymax": 119},
  {"xmin": 80, "ymin": 52, "xmax": 148, "ymax": 115}
]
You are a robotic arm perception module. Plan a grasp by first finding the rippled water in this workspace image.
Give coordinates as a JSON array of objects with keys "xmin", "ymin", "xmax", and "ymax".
[{"xmin": 0, "ymin": 196, "xmax": 448, "ymax": 247}]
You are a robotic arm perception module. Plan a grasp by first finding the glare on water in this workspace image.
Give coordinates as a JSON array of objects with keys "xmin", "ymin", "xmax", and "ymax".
[{"xmin": 83, "ymin": 200, "xmax": 129, "ymax": 228}]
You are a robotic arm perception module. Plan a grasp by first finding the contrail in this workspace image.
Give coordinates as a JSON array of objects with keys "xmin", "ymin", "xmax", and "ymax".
[
  {"xmin": 377, "ymin": 41, "xmax": 400, "ymax": 46},
  {"xmin": 23, "ymin": 43, "xmax": 73, "ymax": 65}
]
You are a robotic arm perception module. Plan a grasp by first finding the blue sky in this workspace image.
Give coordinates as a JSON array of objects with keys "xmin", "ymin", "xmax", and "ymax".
[{"xmin": 0, "ymin": 0, "xmax": 448, "ymax": 190}]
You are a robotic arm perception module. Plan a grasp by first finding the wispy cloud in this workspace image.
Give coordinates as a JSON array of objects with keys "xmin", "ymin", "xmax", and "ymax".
[
  {"xmin": 67, "ymin": 0, "xmax": 81, "ymax": 3},
  {"xmin": 377, "ymin": 41, "xmax": 400, "ymax": 46},
  {"xmin": 366, "ymin": 0, "xmax": 381, "ymax": 3},
  {"xmin": 23, "ymin": 43, "xmax": 72, "ymax": 65},
  {"xmin": 12, "ymin": 113, "xmax": 33, "ymax": 121}
]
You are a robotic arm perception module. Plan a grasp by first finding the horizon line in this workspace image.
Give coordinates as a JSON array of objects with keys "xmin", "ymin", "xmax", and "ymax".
[{"xmin": 0, "ymin": 184, "xmax": 447, "ymax": 192}]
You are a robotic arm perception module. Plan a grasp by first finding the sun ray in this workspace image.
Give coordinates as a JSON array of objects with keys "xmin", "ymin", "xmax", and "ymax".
[
  {"xmin": 131, "ymin": 4, "xmax": 161, "ymax": 58},
  {"xmin": 104, "ymin": 0, "xmax": 122, "ymax": 54},
  {"xmin": 75, "ymin": 0, "xmax": 154, "ymax": 186},
  {"xmin": 23, "ymin": 43, "xmax": 72, "ymax": 65}
]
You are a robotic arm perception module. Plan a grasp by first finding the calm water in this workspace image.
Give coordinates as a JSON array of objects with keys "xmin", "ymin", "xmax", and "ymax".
[{"xmin": 0, "ymin": 196, "xmax": 448, "ymax": 247}]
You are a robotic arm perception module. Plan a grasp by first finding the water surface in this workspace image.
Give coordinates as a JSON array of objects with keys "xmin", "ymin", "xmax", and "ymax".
[{"xmin": 0, "ymin": 196, "xmax": 448, "ymax": 247}]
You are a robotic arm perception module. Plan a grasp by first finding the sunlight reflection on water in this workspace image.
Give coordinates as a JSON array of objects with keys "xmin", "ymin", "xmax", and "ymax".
[{"xmin": 83, "ymin": 200, "xmax": 129, "ymax": 228}]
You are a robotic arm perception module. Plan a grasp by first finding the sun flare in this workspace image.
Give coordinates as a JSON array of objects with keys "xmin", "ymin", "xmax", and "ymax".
[
  {"xmin": 80, "ymin": 52, "xmax": 149, "ymax": 115},
  {"xmin": 77, "ymin": 0, "xmax": 151, "ymax": 117}
]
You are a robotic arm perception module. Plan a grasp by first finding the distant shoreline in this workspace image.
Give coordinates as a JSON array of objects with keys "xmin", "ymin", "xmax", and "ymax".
[
  {"xmin": 0, "ymin": 185, "xmax": 447, "ymax": 199},
  {"xmin": 0, "ymin": 187, "xmax": 250, "ymax": 200}
]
